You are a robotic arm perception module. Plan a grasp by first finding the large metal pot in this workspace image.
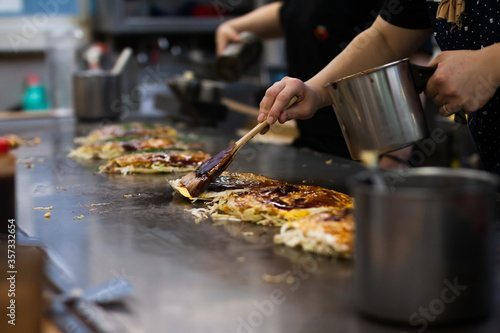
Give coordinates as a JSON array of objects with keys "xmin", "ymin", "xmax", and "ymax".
[
  {"xmin": 326, "ymin": 58, "xmax": 434, "ymax": 160},
  {"xmin": 349, "ymin": 167, "xmax": 498, "ymax": 326}
]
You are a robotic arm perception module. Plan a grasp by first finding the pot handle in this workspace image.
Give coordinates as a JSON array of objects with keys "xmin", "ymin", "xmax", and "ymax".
[
  {"xmin": 454, "ymin": 110, "xmax": 468, "ymax": 124},
  {"xmin": 409, "ymin": 63, "xmax": 468, "ymax": 125},
  {"xmin": 409, "ymin": 63, "xmax": 435, "ymax": 94}
]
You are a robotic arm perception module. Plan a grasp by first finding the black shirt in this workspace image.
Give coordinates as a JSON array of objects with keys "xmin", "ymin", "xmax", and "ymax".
[
  {"xmin": 280, "ymin": 0, "xmax": 386, "ymax": 157},
  {"xmin": 379, "ymin": 0, "xmax": 431, "ymax": 29},
  {"xmin": 380, "ymin": 0, "xmax": 500, "ymax": 175}
]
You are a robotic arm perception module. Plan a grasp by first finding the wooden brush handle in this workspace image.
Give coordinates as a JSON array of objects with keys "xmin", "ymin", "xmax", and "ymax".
[
  {"xmin": 235, "ymin": 96, "xmax": 297, "ymax": 146},
  {"xmin": 235, "ymin": 121, "xmax": 269, "ymax": 146}
]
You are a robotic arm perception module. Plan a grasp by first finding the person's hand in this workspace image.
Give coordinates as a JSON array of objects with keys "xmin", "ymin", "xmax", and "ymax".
[
  {"xmin": 215, "ymin": 24, "xmax": 242, "ymax": 55},
  {"xmin": 258, "ymin": 77, "xmax": 323, "ymax": 129},
  {"xmin": 426, "ymin": 48, "xmax": 500, "ymax": 117}
]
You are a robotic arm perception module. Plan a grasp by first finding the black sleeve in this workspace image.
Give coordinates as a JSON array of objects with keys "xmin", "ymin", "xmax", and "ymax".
[{"xmin": 380, "ymin": 0, "xmax": 431, "ymax": 29}]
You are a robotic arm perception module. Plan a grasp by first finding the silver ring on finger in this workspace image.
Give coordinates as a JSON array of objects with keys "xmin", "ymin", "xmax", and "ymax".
[{"xmin": 442, "ymin": 104, "xmax": 451, "ymax": 116}]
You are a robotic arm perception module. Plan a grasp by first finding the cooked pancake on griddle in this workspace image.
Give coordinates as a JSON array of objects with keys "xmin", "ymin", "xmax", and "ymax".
[
  {"xmin": 69, "ymin": 137, "xmax": 178, "ymax": 160},
  {"xmin": 76, "ymin": 122, "xmax": 178, "ymax": 144},
  {"xmin": 274, "ymin": 209, "xmax": 354, "ymax": 258},
  {"xmin": 170, "ymin": 171, "xmax": 355, "ymax": 256},
  {"xmin": 99, "ymin": 149, "xmax": 211, "ymax": 175},
  {"xmin": 169, "ymin": 171, "xmax": 286, "ymax": 200},
  {"xmin": 211, "ymin": 182, "xmax": 353, "ymax": 226}
]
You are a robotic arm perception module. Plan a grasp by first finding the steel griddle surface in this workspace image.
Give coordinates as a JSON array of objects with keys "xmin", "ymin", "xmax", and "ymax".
[{"xmin": 4, "ymin": 117, "xmax": 499, "ymax": 333}]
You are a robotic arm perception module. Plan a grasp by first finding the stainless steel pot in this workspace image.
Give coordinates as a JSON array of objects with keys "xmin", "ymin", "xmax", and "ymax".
[
  {"xmin": 73, "ymin": 70, "xmax": 123, "ymax": 121},
  {"xmin": 326, "ymin": 58, "xmax": 434, "ymax": 160},
  {"xmin": 349, "ymin": 167, "xmax": 498, "ymax": 326}
]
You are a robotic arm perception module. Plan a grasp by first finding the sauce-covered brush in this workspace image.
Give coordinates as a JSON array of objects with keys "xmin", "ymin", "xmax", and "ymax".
[{"xmin": 181, "ymin": 96, "xmax": 297, "ymax": 197}]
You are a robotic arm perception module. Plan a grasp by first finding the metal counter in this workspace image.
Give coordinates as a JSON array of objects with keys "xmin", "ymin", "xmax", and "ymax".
[{"xmin": 2, "ymin": 117, "xmax": 499, "ymax": 333}]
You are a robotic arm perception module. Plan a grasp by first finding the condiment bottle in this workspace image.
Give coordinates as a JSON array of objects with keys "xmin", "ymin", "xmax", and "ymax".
[
  {"xmin": 215, "ymin": 32, "xmax": 262, "ymax": 82},
  {"xmin": 0, "ymin": 138, "xmax": 16, "ymax": 236},
  {"xmin": 22, "ymin": 74, "xmax": 48, "ymax": 111}
]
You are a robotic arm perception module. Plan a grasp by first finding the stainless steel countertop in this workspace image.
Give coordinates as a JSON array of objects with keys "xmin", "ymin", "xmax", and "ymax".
[{"xmin": 3, "ymin": 117, "xmax": 499, "ymax": 333}]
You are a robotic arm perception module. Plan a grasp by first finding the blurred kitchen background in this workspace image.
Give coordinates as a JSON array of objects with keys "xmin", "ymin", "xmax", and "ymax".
[
  {"xmin": 0, "ymin": 0, "xmax": 479, "ymax": 168},
  {"xmin": 0, "ymin": 0, "xmax": 285, "ymax": 125}
]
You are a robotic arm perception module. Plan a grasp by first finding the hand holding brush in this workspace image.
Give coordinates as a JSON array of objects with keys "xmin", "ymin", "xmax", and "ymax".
[{"xmin": 180, "ymin": 96, "xmax": 297, "ymax": 197}]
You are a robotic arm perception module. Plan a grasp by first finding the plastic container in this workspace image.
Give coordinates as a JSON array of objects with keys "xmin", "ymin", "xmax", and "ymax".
[{"xmin": 45, "ymin": 27, "xmax": 84, "ymax": 113}]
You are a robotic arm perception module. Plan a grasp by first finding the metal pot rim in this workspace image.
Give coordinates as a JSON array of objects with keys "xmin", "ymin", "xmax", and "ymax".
[
  {"xmin": 325, "ymin": 58, "xmax": 410, "ymax": 88},
  {"xmin": 348, "ymin": 167, "xmax": 499, "ymax": 196},
  {"xmin": 74, "ymin": 69, "xmax": 118, "ymax": 78}
]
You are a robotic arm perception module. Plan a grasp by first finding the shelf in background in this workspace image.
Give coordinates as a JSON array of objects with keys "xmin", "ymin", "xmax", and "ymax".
[
  {"xmin": 0, "ymin": 109, "xmax": 72, "ymax": 120},
  {"xmin": 94, "ymin": 16, "xmax": 228, "ymax": 35},
  {"xmin": 92, "ymin": 0, "xmax": 245, "ymax": 35}
]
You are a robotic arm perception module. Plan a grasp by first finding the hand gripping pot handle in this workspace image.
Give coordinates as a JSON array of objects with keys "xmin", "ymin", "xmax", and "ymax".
[
  {"xmin": 408, "ymin": 63, "xmax": 435, "ymax": 94},
  {"xmin": 409, "ymin": 63, "xmax": 467, "ymax": 125}
]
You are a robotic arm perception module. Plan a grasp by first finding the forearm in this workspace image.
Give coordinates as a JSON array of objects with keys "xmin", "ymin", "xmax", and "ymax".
[
  {"xmin": 307, "ymin": 17, "xmax": 432, "ymax": 108},
  {"xmin": 258, "ymin": 17, "xmax": 432, "ymax": 125},
  {"xmin": 483, "ymin": 43, "xmax": 500, "ymax": 87},
  {"xmin": 220, "ymin": 2, "xmax": 284, "ymax": 40}
]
